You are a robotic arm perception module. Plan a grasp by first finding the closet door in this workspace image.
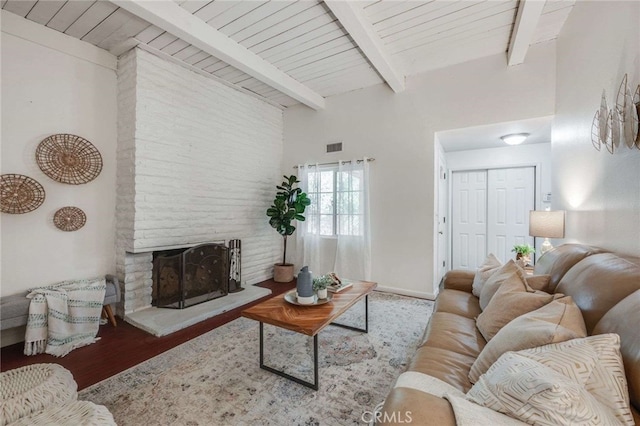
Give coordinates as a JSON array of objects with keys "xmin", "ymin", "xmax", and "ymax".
[
  {"xmin": 451, "ymin": 170, "xmax": 487, "ymax": 270},
  {"xmin": 487, "ymin": 167, "xmax": 535, "ymax": 262}
]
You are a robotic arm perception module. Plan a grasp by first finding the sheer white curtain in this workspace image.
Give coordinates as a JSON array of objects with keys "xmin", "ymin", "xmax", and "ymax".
[
  {"xmin": 334, "ymin": 158, "xmax": 371, "ymax": 280},
  {"xmin": 296, "ymin": 163, "xmax": 321, "ymax": 274}
]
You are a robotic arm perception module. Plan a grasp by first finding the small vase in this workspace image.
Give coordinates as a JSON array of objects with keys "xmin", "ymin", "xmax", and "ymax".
[
  {"xmin": 296, "ymin": 266, "xmax": 314, "ymax": 304},
  {"xmin": 317, "ymin": 288, "xmax": 327, "ymax": 299}
]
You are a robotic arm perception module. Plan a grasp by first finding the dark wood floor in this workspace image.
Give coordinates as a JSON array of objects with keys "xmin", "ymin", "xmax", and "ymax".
[{"xmin": 0, "ymin": 280, "xmax": 295, "ymax": 390}]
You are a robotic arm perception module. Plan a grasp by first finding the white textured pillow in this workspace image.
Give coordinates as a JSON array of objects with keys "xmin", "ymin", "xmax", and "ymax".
[
  {"xmin": 467, "ymin": 352, "xmax": 622, "ymax": 426},
  {"xmin": 516, "ymin": 333, "xmax": 634, "ymax": 426},
  {"xmin": 472, "ymin": 254, "xmax": 502, "ymax": 297}
]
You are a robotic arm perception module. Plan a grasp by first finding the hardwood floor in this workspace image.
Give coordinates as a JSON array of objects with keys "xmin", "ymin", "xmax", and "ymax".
[{"xmin": 0, "ymin": 280, "xmax": 295, "ymax": 390}]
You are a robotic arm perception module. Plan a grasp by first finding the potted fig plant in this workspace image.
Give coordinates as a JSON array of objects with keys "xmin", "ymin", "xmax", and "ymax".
[{"xmin": 266, "ymin": 175, "xmax": 310, "ymax": 282}]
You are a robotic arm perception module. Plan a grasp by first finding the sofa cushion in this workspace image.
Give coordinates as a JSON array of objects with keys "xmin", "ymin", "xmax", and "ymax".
[
  {"xmin": 468, "ymin": 296, "xmax": 586, "ymax": 383},
  {"xmin": 409, "ymin": 346, "xmax": 478, "ymax": 393},
  {"xmin": 533, "ymin": 243, "xmax": 607, "ymax": 292},
  {"xmin": 517, "ymin": 333, "xmax": 634, "ymax": 425},
  {"xmin": 478, "ymin": 260, "xmax": 528, "ymax": 310},
  {"xmin": 472, "ymin": 254, "xmax": 502, "ymax": 297},
  {"xmin": 476, "ymin": 272, "xmax": 555, "ymax": 341},
  {"xmin": 421, "ymin": 312, "xmax": 486, "ymax": 356},
  {"xmin": 525, "ymin": 274, "xmax": 552, "ymax": 292},
  {"xmin": 555, "ymin": 253, "xmax": 640, "ymax": 333},
  {"xmin": 381, "ymin": 387, "xmax": 456, "ymax": 426},
  {"xmin": 467, "ymin": 352, "xmax": 622, "ymax": 426},
  {"xmin": 593, "ymin": 290, "xmax": 640, "ymax": 415},
  {"xmin": 433, "ymin": 289, "xmax": 482, "ymax": 320}
]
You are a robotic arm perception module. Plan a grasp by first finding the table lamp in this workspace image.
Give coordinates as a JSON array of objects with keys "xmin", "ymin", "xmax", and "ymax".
[{"xmin": 529, "ymin": 210, "xmax": 565, "ymax": 254}]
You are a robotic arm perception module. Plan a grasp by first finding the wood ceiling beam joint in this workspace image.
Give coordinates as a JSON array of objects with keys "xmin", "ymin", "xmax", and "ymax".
[
  {"xmin": 324, "ymin": 0, "xmax": 405, "ymax": 93},
  {"xmin": 507, "ymin": 0, "xmax": 546, "ymax": 66},
  {"xmin": 110, "ymin": 0, "xmax": 325, "ymax": 110}
]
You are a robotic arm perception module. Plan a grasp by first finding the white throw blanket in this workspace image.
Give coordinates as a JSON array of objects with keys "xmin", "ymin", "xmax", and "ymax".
[
  {"xmin": 393, "ymin": 371, "xmax": 528, "ymax": 426},
  {"xmin": 24, "ymin": 277, "xmax": 106, "ymax": 357}
]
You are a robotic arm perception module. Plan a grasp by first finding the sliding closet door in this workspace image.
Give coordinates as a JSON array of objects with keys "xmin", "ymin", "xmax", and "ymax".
[
  {"xmin": 451, "ymin": 170, "xmax": 487, "ymax": 270},
  {"xmin": 487, "ymin": 167, "xmax": 535, "ymax": 262},
  {"xmin": 451, "ymin": 166, "xmax": 536, "ymax": 270}
]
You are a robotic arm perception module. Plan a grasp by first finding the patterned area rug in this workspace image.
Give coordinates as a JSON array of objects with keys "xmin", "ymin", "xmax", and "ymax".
[{"xmin": 80, "ymin": 291, "xmax": 434, "ymax": 425}]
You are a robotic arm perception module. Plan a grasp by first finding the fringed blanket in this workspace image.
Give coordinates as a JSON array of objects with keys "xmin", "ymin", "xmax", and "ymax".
[{"xmin": 24, "ymin": 277, "xmax": 106, "ymax": 357}]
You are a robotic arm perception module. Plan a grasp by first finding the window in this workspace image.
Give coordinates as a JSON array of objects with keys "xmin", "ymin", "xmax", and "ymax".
[{"xmin": 305, "ymin": 167, "xmax": 364, "ymax": 236}]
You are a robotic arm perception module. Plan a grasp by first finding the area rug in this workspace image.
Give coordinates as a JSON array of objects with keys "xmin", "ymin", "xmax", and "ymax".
[{"xmin": 79, "ymin": 291, "xmax": 434, "ymax": 425}]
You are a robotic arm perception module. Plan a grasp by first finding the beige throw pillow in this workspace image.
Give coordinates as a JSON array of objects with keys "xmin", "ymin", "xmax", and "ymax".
[
  {"xmin": 525, "ymin": 274, "xmax": 552, "ymax": 292},
  {"xmin": 472, "ymin": 254, "xmax": 502, "ymax": 297},
  {"xmin": 468, "ymin": 296, "xmax": 587, "ymax": 383},
  {"xmin": 516, "ymin": 333, "xmax": 634, "ymax": 426},
  {"xmin": 478, "ymin": 260, "xmax": 528, "ymax": 310},
  {"xmin": 476, "ymin": 269, "xmax": 555, "ymax": 341},
  {"xmin": 467, "ymin": 352, "xmax": 622, "ymax": 426}
]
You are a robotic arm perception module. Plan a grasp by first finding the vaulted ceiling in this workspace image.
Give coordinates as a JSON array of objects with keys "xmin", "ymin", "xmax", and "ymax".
[{"xmin": 1, "ymin": 0, "xmax": 575, "ymax": 110}]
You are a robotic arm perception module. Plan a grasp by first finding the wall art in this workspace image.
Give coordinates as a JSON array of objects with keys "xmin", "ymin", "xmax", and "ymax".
[
  {"xmin": 53, "ymin": 206, "xmax": 87, "ymax": 231},
  {"xmin": 36, "ymin": 134, "xmax": 103, "ymax": 184},
  {"xmin": 0, "ymin": 174, "xmax": 46, "ymax": 214}
]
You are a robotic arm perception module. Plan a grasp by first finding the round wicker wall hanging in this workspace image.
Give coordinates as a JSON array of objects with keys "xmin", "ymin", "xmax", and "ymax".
[
  {"xmin": 1, "ymin": 174, "xmax": 46, "ymax": 214},
  {"xmin": 36, "ymin": 134, "xmax": 103, "ymax": 184},
  {"xmin": 53, "ymin": 206, "xmax": 86, "ymax": 231}
]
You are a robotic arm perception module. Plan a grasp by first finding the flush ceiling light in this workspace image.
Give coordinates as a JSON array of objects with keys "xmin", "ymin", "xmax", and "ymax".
[{"xmin": 501, "ymin": 133, "xmax": 530, "ymax": 145}]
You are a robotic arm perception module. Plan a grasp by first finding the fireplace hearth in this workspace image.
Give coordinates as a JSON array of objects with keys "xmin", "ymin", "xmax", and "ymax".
[{"xmin": 153, "ymin": 243, "xmax": 232, "ymax": 309}]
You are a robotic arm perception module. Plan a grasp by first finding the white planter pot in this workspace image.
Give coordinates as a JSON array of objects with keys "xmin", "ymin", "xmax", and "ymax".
[{"xmin": 317, "ymin": 288, "xmax": 328, "ymax": 299}]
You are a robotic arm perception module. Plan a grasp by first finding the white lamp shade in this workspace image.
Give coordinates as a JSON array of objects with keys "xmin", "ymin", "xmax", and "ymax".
[{"xmin": 529, "ymin": 210, "xmax": 565, "ymax": 238}]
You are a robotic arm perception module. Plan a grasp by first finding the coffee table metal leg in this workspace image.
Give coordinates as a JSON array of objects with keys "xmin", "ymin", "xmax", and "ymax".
[
  {"xmin": 259, "ymin": 322, "xmax": 319, "ymax": 390},
  {"xmin": 330, "ymin": 295, "xmax": 369, "ymax": 333}
]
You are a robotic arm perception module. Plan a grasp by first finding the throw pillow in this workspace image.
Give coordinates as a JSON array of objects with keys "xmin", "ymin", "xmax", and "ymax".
[
  {"xmin": 476, "ymin": 270, "xmax": 555, "ymax": 341},
  {"xmin": 478, "ymin": 260, "xmax": 528, "ymax": 310},
  {"xmin": 525, "ymin": 274, "xmax": 552, "ymax": 292},
  {"xmin": 467, "ymin": 352, "xmax": 622, "ymax": 426},
  {"xmin": 468, "ymin": 296, "xmax": 587, "ymax": 383},
  {"xmin": 472, "ymin": 254, "xmax": 502, "ymax": 297},
  {"xmin": 516, "ymin": 333, "xmax": 634, "ymax": 426}
]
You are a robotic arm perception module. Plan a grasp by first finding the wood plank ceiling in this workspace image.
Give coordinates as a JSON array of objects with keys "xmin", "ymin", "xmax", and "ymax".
[{"xmin": 2, "ymin": 0, "xmax": 575, "ymax": 109}]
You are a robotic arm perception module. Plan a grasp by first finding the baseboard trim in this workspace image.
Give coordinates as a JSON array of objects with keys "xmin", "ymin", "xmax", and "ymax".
[{"xmin": 375, "ymin": 286, "xmax": 437, "ymax": 301}]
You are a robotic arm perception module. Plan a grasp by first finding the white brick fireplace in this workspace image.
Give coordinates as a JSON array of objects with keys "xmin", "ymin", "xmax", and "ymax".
[{"xmin": 115, "ymin": 48, "xmax": 283, "ymax": 316}]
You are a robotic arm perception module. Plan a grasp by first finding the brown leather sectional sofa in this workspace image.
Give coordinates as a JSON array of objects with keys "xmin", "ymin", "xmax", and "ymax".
[{"xmin": 381, "ymin": 244, "xmax": 640, "ymax": 425}]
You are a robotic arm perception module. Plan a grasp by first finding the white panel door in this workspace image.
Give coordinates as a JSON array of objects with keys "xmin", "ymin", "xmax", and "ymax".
[
  {"xmin": 451, "ymin": 170, "xmax": 487, "ymax": 270},
  {"xmin": 487, "ymin": 167, "xmax": 535, "ymax": 263}
]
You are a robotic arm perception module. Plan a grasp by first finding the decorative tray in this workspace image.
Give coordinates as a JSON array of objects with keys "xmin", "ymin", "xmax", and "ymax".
[{"xmin": 284, "ymin": 290, "xmax": 333, "ymax": 306}]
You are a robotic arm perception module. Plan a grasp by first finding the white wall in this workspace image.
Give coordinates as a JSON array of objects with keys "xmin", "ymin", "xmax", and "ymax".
[
  {"xmin": 552, "ymin": 1, "xmax": 640, "ymax": 254},
  {"xmin": 1, "ymin": 13, "xmax": 118, "ymax": 346},
  {"xmin": 1, "ymin": 14, "xmax": 118, "ymax": 295},
  {"xmin": 284, "ymin": 42, "xmax": 556, "ymax": 298}
]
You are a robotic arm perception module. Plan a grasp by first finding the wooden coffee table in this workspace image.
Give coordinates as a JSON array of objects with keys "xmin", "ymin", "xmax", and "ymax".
[{"xmin": 241, "ymin": 280, "xmax": 377, "ymax": 390}]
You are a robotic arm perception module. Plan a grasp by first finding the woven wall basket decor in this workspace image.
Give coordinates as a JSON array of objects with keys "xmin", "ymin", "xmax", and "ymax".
[
  {"xmin": 53, "ymin": 206, "xmax": 86, "ymax": 231},
  {"xmin": 1, "ymin": 174, "xmax": 46, "ymax": 214},
  {"xmin": 36, "ymin": 134, "xmax": 103, "ymax": 184}
]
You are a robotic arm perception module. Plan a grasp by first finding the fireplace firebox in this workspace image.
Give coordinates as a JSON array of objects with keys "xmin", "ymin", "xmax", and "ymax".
[{"xmin": 153, "ymin": 243, "xmax": 230, "ymax": 309}]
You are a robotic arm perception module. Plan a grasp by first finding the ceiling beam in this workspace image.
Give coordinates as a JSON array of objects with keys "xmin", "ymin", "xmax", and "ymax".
[
  {"xmin": 110, "ymin": 0, "xmax": 325, "ymax": 110},
  {"xmin": 324, "ymin": 0, "xmax": 405, "ymax": 93},
  {"xmin": 507, "ymin": 0, "xmax": 546, "ymax": 66}
]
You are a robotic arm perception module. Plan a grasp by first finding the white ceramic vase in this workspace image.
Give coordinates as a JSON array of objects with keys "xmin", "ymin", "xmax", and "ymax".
[{"xmin": 317, "ymin": 288, "xmax": 328, "ymax": 299}]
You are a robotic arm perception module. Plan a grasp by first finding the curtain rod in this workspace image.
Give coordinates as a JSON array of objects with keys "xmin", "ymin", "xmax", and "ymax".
[{"xmin": 293, "ymin": 158, "xmax": 375, "ymax": 169}]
